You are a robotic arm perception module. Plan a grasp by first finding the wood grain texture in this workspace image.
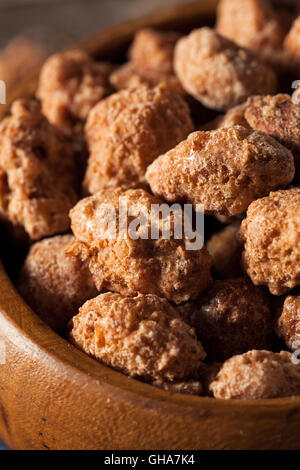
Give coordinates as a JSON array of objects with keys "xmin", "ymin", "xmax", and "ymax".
[{"xmin": 0, "ymin": 0, "xmax": 300, "ymax": 450}]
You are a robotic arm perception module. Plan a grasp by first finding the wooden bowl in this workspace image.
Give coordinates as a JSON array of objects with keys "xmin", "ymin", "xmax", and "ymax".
[{"xmin": 1, "ymin": 0, "xmax": 300, "ymax": 450}]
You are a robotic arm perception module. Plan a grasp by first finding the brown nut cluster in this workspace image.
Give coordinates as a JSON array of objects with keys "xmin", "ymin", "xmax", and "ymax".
[
  {"xmin": 177, "ymin": 278, "xmax": 273, "ymax": 362},
  {"xmin": 0, "ymin": 99, "xmax": 77, "ymax": 240},
  {"xmin": 17, "ymin": 235, "xmax": 97, "ymax": 332},
  {"xmin": 68, "ymin": 187, "xmax": 212, "ymax": 304},
  {"xmin": 210, "ymin": 350, "xmax": 300, "ymax": 399},
  {"xmin": 174, "ymin": 28, "xmax": 277, "ymax": 111},
  {"xmin": 146, "ymin": 126, "xmax": 295, "ymax": 216},
  {"xmin": 245, "ymin": 94, "xmax": 300, "ymax": 178},
  {"xmin": 240, "ymin": 188, "xmax": 300, "ymax": 295},
  {"xmin": 275, "ymin": 296, "xmax": 300, "ymax": 350},
  {"xmin": 207, "ymin": 222, "xmax": 243, "ymax": 278},
  {"xmin": 37, "ymin": 49, "xmax": 114, "ymax": 139},
  {"xmin": 70, "ymin": 292, "xmax": 206, "ymax": 382},
  {"xmin": 83, "ymin": 84, "xmax": 193, "ymax": 193},
  {"xmin": 216, "ymin": 0, "xmax": 287, "ymax": 65},
  {"xmin": 129, "ymin": 28, "xmax": 180, "ymax": 74}
]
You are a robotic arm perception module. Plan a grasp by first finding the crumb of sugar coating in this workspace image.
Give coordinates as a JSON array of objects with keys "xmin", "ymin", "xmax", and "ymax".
[
  {"xmin": 210, "ymin": 350, "xmax": 300, "ymax": 399},
  {"xmin": 216, "ymin": 0, "xmax": 287, "ymax": 64},
  {"xmin": 240, "ymin": 188, "xmax": 300, "ymax": 295},
  {"xmin": 83, "ymin": 84, "xmax": 193, "ymax": 193},
  {"xmin": 207, "ymin": 222, "xmax": 243, "ymax": 278},
  {"xmin": 37, "ymin": 49, "xmax": 114, "ymax": 138},
  {"xmin": 245, "ymin": 94, "xmax": 300, "ymax": 179},
  {"xmin": 146, "ymin": 126, "xmax": 295, "ymax": 216},
  {"xmin": 70, "ymin": 292, "xmax": 206, "ymax": 381},
  {"xmin": 275, "ymin": 296, "xmax": 300, "ymax": 350},
  {"xmin": 152, "ymin": 379, "xmax": 202, "ymax": 396},
  {"xmin": 68, "ymin": 187, "xmax": 212, "ymax": 304},
  {"xmin": 177, "ymin": 278, "xmax": 273, "ymax": 362},
  {"xmin": 129, "ymin": 28, "xmax": 180, "ymax": 74},
  {"xmin": 109, "ymin": 62, "xmax": 184, "ymax": 94},
  {"xmin": 0, "ymin": 99, "xmax": 77, "ymax": 240},
  {"xmin": 17, "ymin": 235, "xmax": 97, "ymax": 332},
  {"xmin": 174, "ymin": 28, "xmax": 277, "ymax": 111}
]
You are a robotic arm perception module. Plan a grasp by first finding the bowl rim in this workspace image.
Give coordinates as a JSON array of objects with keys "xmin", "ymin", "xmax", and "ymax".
[{"xmin": 0, "ymin": 0, "xmax": 300, "ymax": 411}]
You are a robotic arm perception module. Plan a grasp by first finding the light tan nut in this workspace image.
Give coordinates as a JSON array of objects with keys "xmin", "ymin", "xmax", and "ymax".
[
  {"xmin": 146, "ymin": 126, "xmax": 295, "ymax": 216},
  {"xmin": 207, "ymin": 222, "xmax": 243, "ymax": 278},
  {"xmin": 83, "ymin": 84, "xmax": 193, "ymax": 193},
  {"xmin": 0, "ymin": 99, "xmax": 77, "ymax": 240},
  {"xmin": 109, "ymin": 62, "xmax": 184, "ymax": 95},
  {"xmin": 68, "ymin": 187, "xmax": 212, "ymax": 304},
  {"xmin": 174, "ymin": 27, "xmax": 277, "ymax": 111},
  {"xmin": 70, "ymin": 292, "xmax": 206, "ymax": 381},
  {"xmin": 17, "ymin": 235, "xmax": 97, "ymax": 332},
  {"xmin": 177, "ymin": 278, "xmax": 273, "ymax": 362},
  {"xmin": 216, "ymin": 0, "xmax": 287, "ymax": 65},
  {"xmin": 210, "ymin": 350, "xmax": 300, "ymax": 399},
  {"xmin": 240, "ymin": 188, "xmax": 300, "ymax": 295},
  {"xmin": 37, "ymin": 49, "xmax": 114, "ymax": 139},
  {"xmin": 216, "ymin": 102, "xmax": 250, "ymax": 129},
  {"xmin": 129, "ymin": 28, "xmax": 180, "ymax": 74},
  {"xmin": 245, "ymin": 94, "xmax": 300, "ymax": 179},
  {"xmin": 275, "ymin": 296, "xmax": 300, "ymax": 349}
]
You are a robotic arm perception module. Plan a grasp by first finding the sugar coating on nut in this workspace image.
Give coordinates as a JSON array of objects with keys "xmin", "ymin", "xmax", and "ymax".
[
  {"xmin": 245, "ymin": 94, "xmax": 300, "ymax": 178},
  {"xmin": 216, "ymin": 103, "xmax": 250, "ymax": 129},
  {"xmin": 146, "ymin": 126, "xmax": 295, "ymax": 216},
  {"xmin": 216, "ymin": 0, "xmax": 287, "ymax": 63},
  {"xmin": 275, "ymin": 296, "xmax": 300, "ymax": 350},
  {"xmin": 207, "ymin": 222, "xmax": 243, "ymax": 278},
  {"xmin": 177, "ymin": 278, "xmax": 273, "ymax": 362},
  {"xmin": 68, "ymin": 187, "xmax": 212, "ymax": 304},
  {"xmin": 241, "ymin": 188, "xmax": 300, "ymax": 295},
  {"xmin": 83, "ymin": 84, "xmax": 193, "ymax": 193},
  {"xmin": 210, "ymin": 350, "xmax": 300, "ymax": 399},
  {"xmin": 17, "ymin": 234, "xmax": 97, "ymax": 332},
  {"xmin": 37, "ymin": 49, "xmax": 114, "ymax": 138},
  {"xmin": 109, "ymin": 62, "xmax": 184, "ymax": 95},
  {"xmin": 129, "ymin": 28, "xmax": 180, "ymax": 74},
  {"xmin": 174, "ymin": 27, "xmax": 277, "ymax": 111},
  {"xmin": 70, "ymin": 292, "xmax": 206, "ymax": 381},
  {"xmin": 0, "ymin": 99, "xmax": 77, "ymax": 240}
]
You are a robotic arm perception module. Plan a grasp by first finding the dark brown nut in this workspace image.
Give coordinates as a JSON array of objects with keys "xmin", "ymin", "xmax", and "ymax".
[
  {"xmin": 37, "ymin": 49, "xmax": 114, "ymax": 138},
  {"xmin": 275, "ymin": 296, "xmax": 300, "ymax": 349},
  {"xmin": 68, "ymin": 187, "xmax": 212, "ymax": 304},
  {"xmin": 109, "ymin": 62, "xmax": 184, "ymax": 95},
  {"xmin": 207, "ymin": 222, "xmax": 243, "ymax": 278},
  {"xmin": 70, "ymin": 292, "xmax": 206, "ymax": 382},
  {"xmin": 83, "ymin": 84, "xmax": 193, "ymax": 193},
  {"xmin": 245, "ymin": 94, "xmax": 300, "ymax": 179},
  {"xmin": 0, "ymin": 99, "xmax": 77, "ymax": 240},
  {"xmin": 241, "ymin": 188, "xmax": 300, "ymax": 295},
  {"xmin": 129, "ymin": 28, "xmax": 180, "ymax": 74},
  {"xmin": 174, "ymin": 27, "xmax": 277, "ymax": 111},
  {"xmin": 210, "ymin": 350, "xmax": 300, "ymax": 399},
  {"xmin": 177, "ymin": 278, "xmax": 273, "ymax": 362},
  {"xmin": 17, "ymin": 235, "xmax": 97, "ymax": 332},
  {"xmin": 146, "ymin": 126, "xmax": 295, "ymax": 216},
  {"xmin": 216, "ymin": 0, "xmax": 287, "ymax": 65}
]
